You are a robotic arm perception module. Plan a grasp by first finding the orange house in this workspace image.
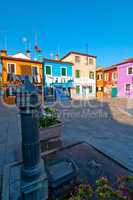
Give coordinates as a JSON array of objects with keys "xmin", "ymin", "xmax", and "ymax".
[
  {"xmin": 96, "ymin": 67, "xmax": 104, "ymax": 98},
  {"xmin": 0, "ymin": 50, "xmax": 43, "ymax": 104}
]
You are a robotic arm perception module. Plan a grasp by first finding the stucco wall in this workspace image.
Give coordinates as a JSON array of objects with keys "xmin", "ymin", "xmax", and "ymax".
[{"xmin": 117, "ymin": 63, "xmax": 133, "ymax": 97}]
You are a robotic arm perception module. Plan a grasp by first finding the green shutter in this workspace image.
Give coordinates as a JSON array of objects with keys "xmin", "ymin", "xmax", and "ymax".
[
  {"xmin": 62, "ymin": 68, "xmax": 66, "ymax": 76},
  {"xmin": 76, "ymin": 86, "xmax": 80, "ymax": 94},
  {"xmin": 89, "ymin": 72, "xmax": 94, "ymax": 79},
  {"xmin": 46, "ymin": 66, "xmax": 51, "ymax": 75},
  {"xmin": 75, "ymin": 70, "xmax": 80, "ymax": 78}
]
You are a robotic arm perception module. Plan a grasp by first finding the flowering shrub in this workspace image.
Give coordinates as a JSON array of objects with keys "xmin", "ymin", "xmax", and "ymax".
[
  {"xmin": 69, "ymin": 176, "xmax": 133, "ymax": 200},
  {"xmin": 39, "ymin": 107, "xmax": 59, "ymax": 128},
  {"xmin": 69, "ymin": 183, "xmax": 93, "ymax": 200}
]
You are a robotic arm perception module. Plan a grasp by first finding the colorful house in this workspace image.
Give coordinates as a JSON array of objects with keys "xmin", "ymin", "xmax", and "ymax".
[
  {"xmin": 103, "ymin": 66, "xmax": 118, "ymax": 97},
  {"xmin": 43, "ymin": 58, "xmax": 73, "ymax": 101},
  {"xmin": 1, "ymin": 50, "xmax": 43, "ymax": 103},
  {"xmin": 61, "ymin": 51, "xmax": 96, "ymax": 99},
  {"xmin": 117, "ymin": 58, "xmax": 133, "ymax": 98},
  {"xmin": 96, "ymin": 67, "xmax": 104, "ymax": 98}
]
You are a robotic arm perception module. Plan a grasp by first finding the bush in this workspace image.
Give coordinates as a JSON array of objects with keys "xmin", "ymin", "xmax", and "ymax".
[{"xmin": 39, "ymin": 107, "xmax": 59, "ymax": 128}]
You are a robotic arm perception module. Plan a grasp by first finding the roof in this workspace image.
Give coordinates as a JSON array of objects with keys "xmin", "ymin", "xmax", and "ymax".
[
  {"xmin": 43, "ymin": 58, "xmax": 73, "ymax": 65},
  {"xmin": 9, "ymin": 52, "xmax": 30, "ymax": 60},
  {"xmin": 104, "ymin": 65, "xmax": 117, "ymax": 71},
  {"xmin": 61, "ymin": 51, "xmax": 97, "ymax": 60},
  {"xmin": 115, "ymin": 58, "xmax": 133, "ymax": 66},
  {"xmin": 96, "ymin": 67, "xmax": 104, "ymax": 71},
  {"xmin": 0, "ymin": 55, "xmax": 42, "ymax": 64}
]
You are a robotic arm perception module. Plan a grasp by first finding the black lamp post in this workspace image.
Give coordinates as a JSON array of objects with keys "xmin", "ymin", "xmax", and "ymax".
[{"xmin": 16, "ymin": 76, "xmax": 48, "ymax": 199}]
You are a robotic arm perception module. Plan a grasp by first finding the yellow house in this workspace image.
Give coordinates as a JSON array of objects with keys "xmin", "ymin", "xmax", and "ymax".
[
  {"xmin": 96, "ymin": 67, "xmax": 104, "ymax": 98},
  {"xmin": 61, "ymin": 51, "xmax": 96, "ymax": 99},
  {"xmin": 0, "ymin": 50, "xmax": 43, "ymax": 104}
]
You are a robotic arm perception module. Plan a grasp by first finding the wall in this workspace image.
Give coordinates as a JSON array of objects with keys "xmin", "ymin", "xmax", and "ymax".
[
  {"xmin": 2, "ymin": 58, "xmax": 43, "ymax": 85},
  {"xmin": 104, "ymin": 67, "xmax": 117, "ymax": 97},
  {"xmin": 62, "ymin": 53, "xmax": 96, "ymax": 99},
  {"xmin": 117, "ymin": 63, "xmax": 133, "ymax": 97},
  {"xmin": 44, "ymin": 60, "xmax": 73, "ymax": 86},
  {"xmin": 96, "ymin": 69, "xmax": 104, "ymax": 97}
]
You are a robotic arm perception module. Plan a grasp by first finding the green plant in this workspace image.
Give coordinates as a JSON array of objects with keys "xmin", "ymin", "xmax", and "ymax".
[
  {"xmin": 68, "ymin": 176, "xmax": 133, "ymax": 200},
  {"xmin": 39, "ymin": 107, "xmax": 59, "ymax": 128}
]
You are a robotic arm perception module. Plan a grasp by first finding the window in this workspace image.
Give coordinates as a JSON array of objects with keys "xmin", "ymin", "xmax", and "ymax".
[
  {"xmin": 125, "ymin": 84, "xmax": 130, "ymax": 92},
  {"xmin": 88, "ymin": 86, "xmax": 93, "ymax": 93},
  {"xmin": 100, "ymin": 74, "xmax": 103, "ymax": 80},
  {"xmin": 75, "ymin": 70, "xmax": 80, "ymax": 78},
  {"xmin": 75, "ymin": 56, "xmax": 80, "ymax": 63},
  {"xmin": 32, "ymin": 66, "xmax": 38, "ymax": 76},
  {"xmin": 7, "ymin": 63, "xmax": 15, "ymax": 74},
  {"xmin": 104, "ymin": 73, "xmax": 109, "ymax": 81},
  {"xmin": 89, "ymin": 58, "xmax": 94, "ymax": 65},
  {"xmin": 96, "ymin": 87, "xmax": 103, "ymax": 92},
  {"xmin": 76, "ymin": 85, "xmax": 80, "ymax": 95},
  {"xmin": 89, "ymin": 71, "xmax": 94, "ymax": 79},
  {"xmin": 61, "ymin": 67, "xmax": 67, "ymax": 76},
  {"xmin": 112, "ymin": 72, "xmax": 117, "ymax": 80},
  {"xmin": 46, "ymin": 65, "xmax": 52, "ymax": 75},
  {"xmin": 32, "ymin": 66, "xmax": 40, "ymax": 83},
  {"xmin": 127, "ymin": 67, "xmax": 133, "ymax": 75}
]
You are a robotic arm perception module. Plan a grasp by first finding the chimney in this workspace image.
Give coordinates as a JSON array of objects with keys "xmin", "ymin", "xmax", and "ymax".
[
  {"xmin": 0, "ymin": 50, "xmax": 7, "ymax": 57},
  {"xmin": 55, "ymin": 53, "xmax": 59, "ymax": 60},
  {"xmin": 26, "ymin": 50, "xmax": 31, "ymax": 58}
]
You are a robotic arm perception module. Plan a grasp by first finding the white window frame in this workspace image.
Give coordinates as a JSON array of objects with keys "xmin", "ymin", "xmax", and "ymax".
[
  {"xmin": 104, "ymin": 73, "xmax": 109, "ymax": 81},
  {"xmin": 7, "ymin": 63, "xmax": 16, "ymax": 74},
  {"xmin": 88, "ymin": 85, "xmax": 93, "ymax": 93},
  {"xmin": 112, "ymin": 72, "xmax": 117, "ymax": 80},
  {"xmin": 89, "ymin": 71, "xmax": 95, "ymax": 79},
  {"xmin": 124, "ymin": 83, "xmax": 131, "ymax": 93},
  {"xmin": 45, "ymin": 65, "xmax": 52, "ymax": 76},
  {"xmin": 75, "ymin": 56, "xmax": 80, "ymax": 63},
  {"xmin": 89, "ymin": 58, "xmax": 94, "ymax": 65},
  {"xmin": 32, "ymin": 65, "xmax": 39, "ymax": 75},
  {"xmin": 61, "ymin": 67, "xmax": 67, "ymax": 77},
  {"xmin": 127, "ymin": 66, "xmax": 133, "ymax": 75}
]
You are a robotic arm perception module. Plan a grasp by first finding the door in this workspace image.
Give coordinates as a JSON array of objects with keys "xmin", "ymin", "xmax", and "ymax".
[{"xmin": 112, "ymin": 87, "xmax": 117, "ymax": 97}]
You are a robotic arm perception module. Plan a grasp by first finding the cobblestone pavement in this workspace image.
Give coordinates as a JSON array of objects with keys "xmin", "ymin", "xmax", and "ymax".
[{"xmin": 55, "ymin": 98, "xmax": 133, "ymax": 171}]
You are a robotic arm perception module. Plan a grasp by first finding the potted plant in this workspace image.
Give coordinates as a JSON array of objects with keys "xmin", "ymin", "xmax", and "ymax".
[{"xmin": 39, "ymin": 107, "xmax": 62, "ymax": 154}]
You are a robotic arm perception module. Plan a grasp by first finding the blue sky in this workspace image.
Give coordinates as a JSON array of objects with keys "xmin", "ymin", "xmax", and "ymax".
[{"xmin": 0, "ymin": 0, "xmax": 133, "ymax": 66}]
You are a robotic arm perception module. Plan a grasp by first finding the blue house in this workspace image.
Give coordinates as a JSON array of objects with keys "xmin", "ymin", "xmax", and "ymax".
[{"xmin": 43, "ymin": 59, "xmax": 73, "ymax": 101}]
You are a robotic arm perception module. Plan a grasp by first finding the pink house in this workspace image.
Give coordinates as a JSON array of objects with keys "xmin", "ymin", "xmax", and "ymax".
[{"xmin": 117, "ymin": 58, "xmax": 133, "ymax": 98}]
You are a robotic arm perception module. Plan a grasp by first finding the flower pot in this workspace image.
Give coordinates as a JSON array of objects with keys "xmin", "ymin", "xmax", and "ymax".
[{"xmin": 39, "ymin": 122, "xmax": 63, "ymax": 154}]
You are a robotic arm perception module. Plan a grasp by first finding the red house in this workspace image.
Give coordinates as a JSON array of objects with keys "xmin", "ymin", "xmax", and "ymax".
[{"xmin": 103, "ymin": 66, "xmax": 118, "ymax": 97}]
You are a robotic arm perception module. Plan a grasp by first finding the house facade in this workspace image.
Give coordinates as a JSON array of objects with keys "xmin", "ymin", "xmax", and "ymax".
[
  {"xmin": 103, "ymin": 66, "xmax": 118, "ymax": 97},
  {"xmin": 61, "ymin": 51, "xmax": 96, "ymax": 99},
  {"xmin": 96, "ymin": 67, "xmax": 104, "ymax": 98},
  {"xmin": 1, "ymin": 50, "xmax": 43, "ymax": 103},
  {"xmin": 117, "ymin": 59, "xmax": 133, "ymax": 98},
  {"xmin": 43, "ymin": 59, "xmax": 73, "ymax": 101}
]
